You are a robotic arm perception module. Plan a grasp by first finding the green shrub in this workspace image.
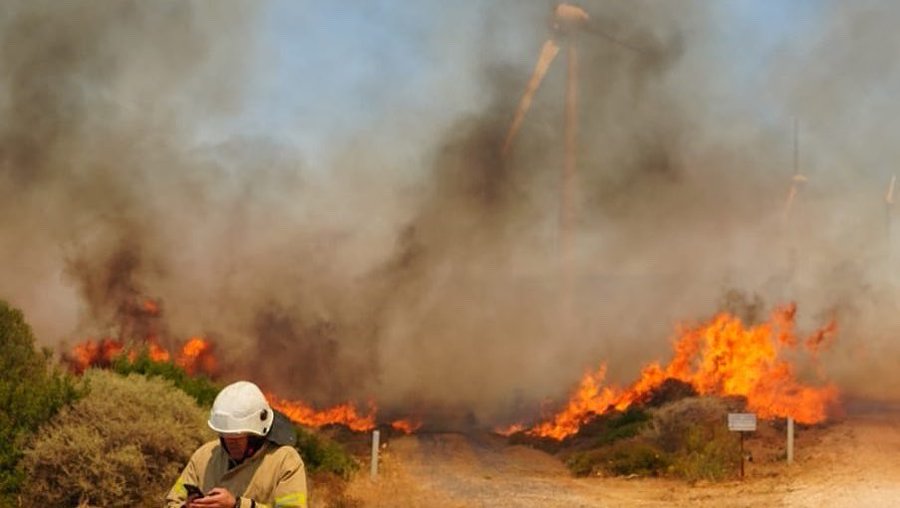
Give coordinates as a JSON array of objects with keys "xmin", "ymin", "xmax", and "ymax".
[
  {"xmin": 0, "ymin": 300, "xmax": 82, "ymax": 505},
  {"xmin": 597, "ymin": 407, "xmax": 651, "ymax": 445},
  {"xmin": 19, "ymin": 369, "xmax": 212, "ymax": 508},
  {"xmin": 565, "ymin": 450, "xmax": 597, "ymax": 477},
  {"xmin": 564, "ymin": 408, "xmax": 660, "ymax": 477},
  {"xmin": 109, "ymin": 352, "xmax": 221, "ymax": 407},
  {"xmin": 561, "ymin": 407, "xmax": 650, "ymax": 449},
  {"xmin": 567, "ymin": 439, "xmax": 669, "ymax": 477},
  {"xmin": 647, "ymin": 397, "xmax": 740, "ymax": 481},
  {"xmin": 295, "ymin": 426, "xmax": 359, "ymax": 479},
  {"xmin": 602, "ymin": 440, "xmax": 670, "ymax": 477},
  {"xmin": 669, "ymin": 429, "xmax": 739, "ymax": 482}
]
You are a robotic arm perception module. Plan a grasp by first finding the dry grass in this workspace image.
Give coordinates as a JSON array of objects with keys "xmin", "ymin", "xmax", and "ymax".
[{"xmin": 343, "ymin": 440, "xmax": 468, "ymax": 508}]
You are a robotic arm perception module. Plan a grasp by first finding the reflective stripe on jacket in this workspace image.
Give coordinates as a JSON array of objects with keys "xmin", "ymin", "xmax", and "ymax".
[{"xmin": 166, "ymin": 439, "xmax": 307, "ymax": 508}]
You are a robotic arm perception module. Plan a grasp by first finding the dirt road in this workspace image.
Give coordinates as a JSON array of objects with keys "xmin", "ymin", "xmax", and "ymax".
[{"xmin": 345, "ymin": 405, "xmax": 900, "ymax": 507}]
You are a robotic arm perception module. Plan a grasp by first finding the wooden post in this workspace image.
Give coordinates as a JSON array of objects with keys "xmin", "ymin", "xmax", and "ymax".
[
  {"xmin": 787, "ymin": 417, "xmax": 794, "ymax": 464},
  {"xmin": 370, "ymin": 430, "xmax": 380, "ymax": 479},
  {"xmin": 740, "ymin": 431, "xmax": 745, "ymax": 479}
]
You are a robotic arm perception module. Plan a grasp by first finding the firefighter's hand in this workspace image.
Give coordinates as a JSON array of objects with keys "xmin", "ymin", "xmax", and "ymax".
[{"xmin": 188, "ymin": 487, "xmax": 236, "ymax": 508}]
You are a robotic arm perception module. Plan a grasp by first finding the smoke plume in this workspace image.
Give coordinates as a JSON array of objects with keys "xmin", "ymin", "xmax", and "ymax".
[{"xmin": 2, "ymin": 0, "xmax": 899, "ymax": 427}]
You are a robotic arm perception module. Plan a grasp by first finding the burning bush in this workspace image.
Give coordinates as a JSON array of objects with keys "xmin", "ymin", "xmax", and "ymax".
[
  {"xmin": 0, "ymin": 300, "xmax": 82, "ymax": 506},
  {"xmin": 18, "ymin": 369, "xmax": 211, "ymax": 508},
  {"xmin": 507, "ymin": 303, "xmax": 838, "ymax": 446},
  {"xmin": 640, "ymin": 378, "xmax": 697, "ymax": 408}
]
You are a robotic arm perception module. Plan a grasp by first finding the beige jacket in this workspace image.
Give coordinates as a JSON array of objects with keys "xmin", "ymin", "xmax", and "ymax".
[{"xmin": 166, "ymin": 439, "xmax": 307, "ymax": 508}]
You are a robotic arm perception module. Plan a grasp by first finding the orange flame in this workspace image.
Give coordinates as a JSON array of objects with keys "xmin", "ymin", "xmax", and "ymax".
[
  {"xmin": 390, "ymin": 419, "xmax": 423, "ymax": 434},
  {"xmin": 68, "ymin": 335, "xmax": 389, "ymax": 434},
  {"xmin": 267, "ymin": 394, "xmax": 377, "ymax": 432},
  {"xmin": 523, "ymin": 304, "xmax": 839, "ymax": 440},
  {"xmin": 495, "ymin": 423, "xmax": 526, "ymax": 437},
  {"xmin": 67, "ymin": 336, "xmax": 217, "ymax": 378},
  {"xmin": 68, "ymin": 338, "xmax": 125, "ymax": 374},
  {"xmin": 142, "ymin": 299, "xmax": 161, "ymax": 316},
  {"xmin": 147, "ymin": 338, "xmax": 171, "ymax": 363},
  {"xmin": 176, "ymin": 337, "xmax": 218, "ymax": 376}
]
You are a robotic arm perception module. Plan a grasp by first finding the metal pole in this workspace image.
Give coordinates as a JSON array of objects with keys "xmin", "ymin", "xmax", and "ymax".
[
  {"xmin": 787, "ymin": 417, "xmax": 794, "ymax": 464},
  {"xmin": 793, "ymin": 117, "xmax": 799, "ymax": 177},
  {"xmin": 886, "ymin": 175, "xmax": 896, "ymax": 281},
  {"xmin": 370, "ymin": 430, "xmax": 380, "ymax": 479}
]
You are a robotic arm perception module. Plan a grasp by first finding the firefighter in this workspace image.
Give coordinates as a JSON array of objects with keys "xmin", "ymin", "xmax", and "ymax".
[{"xmin": 166, "ymin": 380, "xmax": 308, "ymax": 508}]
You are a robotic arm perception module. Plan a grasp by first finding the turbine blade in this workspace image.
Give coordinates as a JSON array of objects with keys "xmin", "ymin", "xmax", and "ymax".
[
  {"xmin": 584, "ymin": 24, "xmax": 646, "ymax": 54},
  {"xmin": 502, "ymin": 38, "xmax": 560, "ymax": 156}
]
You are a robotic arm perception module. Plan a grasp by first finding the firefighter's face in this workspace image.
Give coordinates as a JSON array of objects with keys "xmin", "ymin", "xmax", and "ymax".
[{"xmin": 221, "ymin": 433, "xmax": 250, "ymax": 460}]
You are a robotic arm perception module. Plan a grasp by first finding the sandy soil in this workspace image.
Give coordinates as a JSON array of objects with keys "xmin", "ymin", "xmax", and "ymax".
[{"xmin": 344, "ymin": 403, "xmax": 900, "ymax": 507}]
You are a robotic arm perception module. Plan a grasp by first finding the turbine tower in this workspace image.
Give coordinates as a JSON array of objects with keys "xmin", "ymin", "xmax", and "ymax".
[
  {"xmin": 503, "ymin": 3, "xmax": 589, "ymax": 284},
  {"xmin": 885, "ymin": 174, "xmax": 895, "ymax": 236}
]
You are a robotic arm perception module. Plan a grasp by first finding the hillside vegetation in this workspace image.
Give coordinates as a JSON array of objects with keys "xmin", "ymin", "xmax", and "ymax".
[
  {"xmin": 0, "ymin": 300, "xmax": 81, "ymax": 507},
  {"xmin": 0, "ymin": 299, "xmax": 359, "ymax": 507}
]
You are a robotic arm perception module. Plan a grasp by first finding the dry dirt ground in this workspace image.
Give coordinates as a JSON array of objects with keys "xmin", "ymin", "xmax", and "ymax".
[{"xmin": 343, "ymin": 402, "xmax": 900, "ymax": 507}]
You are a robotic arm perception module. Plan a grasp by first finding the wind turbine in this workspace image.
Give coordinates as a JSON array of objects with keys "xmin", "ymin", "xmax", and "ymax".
[
  {"xmin": 503, "ymin": 4, "xmax": 643, "ymax": 317},
  {"xmin": 783, "ymin": 118, "xmax": 807, "ymax": 221},
  {"xmin": 502, "ymin": 3, "xmax": 590, "ymax": 278},
  {"xmin": 501, "ymin": 3, "xmax": 589, "ymax": 336}
]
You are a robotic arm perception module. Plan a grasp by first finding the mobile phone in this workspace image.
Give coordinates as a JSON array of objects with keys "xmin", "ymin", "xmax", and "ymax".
[{"xmin": 184, "ymin": 484, "xmax": 205, "ymax": 499}]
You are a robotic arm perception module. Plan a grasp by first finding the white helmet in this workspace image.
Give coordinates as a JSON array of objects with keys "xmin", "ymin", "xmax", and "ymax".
[{"xmin": 208, "ymin": 381, "xmax": 273, "ymax": 436}]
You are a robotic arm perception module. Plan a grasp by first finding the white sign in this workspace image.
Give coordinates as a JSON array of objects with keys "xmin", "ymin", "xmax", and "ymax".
[{"xmin": 728, "ymin": 413, "xmax": 757, "ymax": 432}]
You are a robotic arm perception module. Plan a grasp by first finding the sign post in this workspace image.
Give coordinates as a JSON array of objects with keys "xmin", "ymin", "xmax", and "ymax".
[{"xmin": 727, "ymin": 413, "xmax": 757, "ymax": 480}]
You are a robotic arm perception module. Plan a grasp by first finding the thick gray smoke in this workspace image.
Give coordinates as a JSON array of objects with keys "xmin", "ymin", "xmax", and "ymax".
[{"xmin": 1, "ymin": 0, "xmax": 898, "ymax": 427}]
